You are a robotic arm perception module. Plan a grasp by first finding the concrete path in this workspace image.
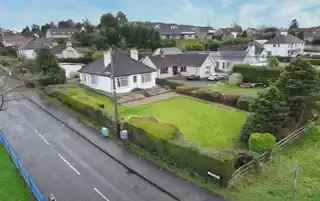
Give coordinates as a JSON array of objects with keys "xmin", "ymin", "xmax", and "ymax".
[{"xmin": 124, "ymin": 92, "xmax": 181, "ymax": 106}]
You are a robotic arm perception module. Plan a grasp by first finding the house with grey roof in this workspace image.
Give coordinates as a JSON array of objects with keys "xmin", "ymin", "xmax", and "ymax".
[
  {"xmin": 211, "ymin": 42, "xmax": 268, "ymax": 72},
  {"xmin": 17, "ymin": 38, "xmax": 57, "ymax": 59},
  {"xmin": 46, "ymin": 28, "xmax": 79, "ymax": 39},
  {"xmin": 79, "ymin": 49, "xmax": 157, "ymax": 93},
  {"xmin": 0, "ymin": 31, "xmax": 33, "ymax": 48},
  {"xmin": 143, "ymin": 53, "xmax": 216, "ymax": 78},
  {"xmin": 152, "ymin": 47, "xmax": 182, "ymax": 56},
  {"xmin": 263, "ymin": 33, "xmax": 304, "ymax": 57}
]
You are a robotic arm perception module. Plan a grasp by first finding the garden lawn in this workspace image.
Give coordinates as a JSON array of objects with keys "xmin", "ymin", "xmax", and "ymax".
[
  {"xmin": 217, "ymin": 124, "xmax": 320, "ymax": 201},
  {"xmin": 121, "ymin": 96, "xmax": 248, "ymax": 150},
  {"xmin": 208, "ymin": 83, "xmax": 264, "ymax": 96},
  {"xmin": 0, "ymin": 146, "xmax": 34, "ymax": 201}
]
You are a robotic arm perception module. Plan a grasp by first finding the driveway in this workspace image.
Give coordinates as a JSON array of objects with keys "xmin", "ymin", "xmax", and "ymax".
[{"xmin": 167, "ymin": 77, "xmax": 223, "ymax": 87}]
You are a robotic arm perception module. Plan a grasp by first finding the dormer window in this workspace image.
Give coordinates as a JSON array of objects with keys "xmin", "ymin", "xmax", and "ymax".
[
  {"xmin": 170, "ymin": 25, "xmax": 178, "ymax": 30},
  {"xmin": 154, "ymin": 25, "xmax": 160, "ymax": 29}
]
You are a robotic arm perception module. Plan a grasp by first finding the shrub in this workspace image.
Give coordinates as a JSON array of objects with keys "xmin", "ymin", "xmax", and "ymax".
[
  {"xmin": 302, "ymin": 59, "xmax": 320, "ymax": 66},
  {"xmin": 58, "ymin": 57, "xmax": 93, "ymax": 64},
  {"xmin": 185, "ymin": 43, "xmax": 204, "ymax": 51},
  {"xmin": 228, "ymin": 73, "xmax": 243, "ymax": 85},
  {"xmin": 233, "ymin": 64, "xmax": 281, "ymax": 84},
  {"xmin": 236, "ymin": 95, "xmax": 255, "ymax": 111},
  {"xmin": 221, "ymin": 94, "xmax": 240, "ymax": 107},
  {"xmin": 175, "ymin": 86, "xmax": 199, "ymax": 95},
  {"xmin": 249, "ymin": 133, "xmax": 276, "ymax": 153},
  {"xmin": 193, "ymin": 89, "xmax": 223, "ymax": 102}
]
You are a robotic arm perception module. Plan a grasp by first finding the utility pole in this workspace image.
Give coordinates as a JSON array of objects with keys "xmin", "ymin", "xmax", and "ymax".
[{"xmin": 110, "ymin": 47, "xmax": 120, "ymax": 136}]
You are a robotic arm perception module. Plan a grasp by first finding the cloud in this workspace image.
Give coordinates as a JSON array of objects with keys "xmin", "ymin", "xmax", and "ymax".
[{"xmin": 1, "ymin": 0, "xmax": 320, "ymax": 29}]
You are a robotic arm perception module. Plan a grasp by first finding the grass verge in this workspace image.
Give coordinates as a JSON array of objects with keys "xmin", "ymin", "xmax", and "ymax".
[{"xmin": 0, "ymin": 146, "xmax": 34, "ymax": 201}]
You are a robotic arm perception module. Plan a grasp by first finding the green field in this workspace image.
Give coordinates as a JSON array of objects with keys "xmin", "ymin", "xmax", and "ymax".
[
  {"xmin": 209, "ymin": 83, "xmax": 264, "ymax": 96},
  {"xmin": 122, "ymin": 96, "xmax": 248, "ymax": 150},
  {"xmin": 218, "ymin": 124, "xmax": 320, "ymax": 201},
  {"xmin": 0, "ymin": 146, "xmax": 34, "ymax": 201}
]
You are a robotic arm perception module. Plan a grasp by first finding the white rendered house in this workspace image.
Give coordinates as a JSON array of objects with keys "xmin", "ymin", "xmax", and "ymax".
[{"xmin": 79, "ymin": 50, "xmax": 157, "ymax": 94}]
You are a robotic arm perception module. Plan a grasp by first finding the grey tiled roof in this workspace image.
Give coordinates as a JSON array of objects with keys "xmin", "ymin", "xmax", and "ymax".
[
  {"xmin": 266, "ymin": 34, "xmax": 304, "ymax": 44},
  {"xmin": 79, "ymin": 50, "xmax": 156, "ymax": 77},
  {"xmin": 149, "ymin": 53, "xmax": 209, "ymax": 69},
  {"xmin": 21, "ymin": 38, "xmax": 55, "ymax": 50}
]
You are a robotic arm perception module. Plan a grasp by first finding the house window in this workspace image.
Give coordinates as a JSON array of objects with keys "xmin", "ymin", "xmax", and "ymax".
[
  {"xmin": 160, "ymin": 68, "xmax": 168, "ymax": 74},
  {"xmin": 216, "ymin": 62, "xmax": 219, "ymax": 68},
  {"xmin": 91, "ymin": 75, "xmax": 98, "ymax": 85},
  {"xmin": 222, "ymin": 62, "xmax": 226, "ymax": 69},
  {"xmin": 117, "ymin": 77, "xmax": 129, "ymax": 88},
  {"xmin": 181, "ymin": 66, "xmax": 187, "ymax": 72},
  {"xmin": 273, "ymin": 44, "xmax": 276, "ymax": 47},
  {"xmin": 142, "ymin": 73, "xmax": 152, "ymax": 83},
  {"xmin": 133, "ymin": 76, "xmax": 137, "ymax": 83}
]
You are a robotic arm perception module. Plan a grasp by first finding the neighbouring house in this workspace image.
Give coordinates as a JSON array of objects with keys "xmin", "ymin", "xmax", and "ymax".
[
  {"xmin": 79, "ymin": 49, "xmax": 157, "ymax": 94},
  {"xmin": 263, "ymin": 33, "xmax": 305, "ymax": 57},
  {"xmin": 143, "ymin": 53, "xmax": 216, "ymax": 79},
  {"xmin": 59, "ymin": 63, "xmax": 85, "ymax": 79},
  {"xmin": 211, "ymin": 42, "xmax": 268, "ymax": 73},
  {"xmin": 152, "ymin": 47, "xmax": 182, "ymax": 56},
  {"xmin": 17, "ymin": 38, "xmax": 57, "ymax": 60},
  {"xmin": 303, "ymin": 27, "xmax": 320, "ymax": 43},
  {"xmin": 46, "ymin": 28, "xmax": 79, "ymax": 39},
  {"xmin": 0, "ymin": 31, "xmax": 33, "ymax": 48},
  {"xmin": 53, "ymin": 41, "xmax": 84, "ymax": 59}
]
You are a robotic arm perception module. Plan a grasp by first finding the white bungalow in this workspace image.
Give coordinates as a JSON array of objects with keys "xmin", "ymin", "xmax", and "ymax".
[{"xmin": 79, "ymin": 50, "xmax": 157, "ymax": 94}]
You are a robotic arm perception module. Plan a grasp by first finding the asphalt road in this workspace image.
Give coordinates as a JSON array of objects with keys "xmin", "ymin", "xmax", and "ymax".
[{"xmin": 0, "ymin": 98, "xmax": 177, "ymax": 201}]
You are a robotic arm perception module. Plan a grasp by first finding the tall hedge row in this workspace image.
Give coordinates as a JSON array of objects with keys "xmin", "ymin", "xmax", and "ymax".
[
  {"xmin": 233, "ymin": 64, "xmax": 281, "ymax": 84},
  {"xmin": 45, "ymin": 89, "xmax": 113, "ymax": 127},
  {"xmin": 126, "ymin": 117, "xmax": 235, "ymax": 186}
]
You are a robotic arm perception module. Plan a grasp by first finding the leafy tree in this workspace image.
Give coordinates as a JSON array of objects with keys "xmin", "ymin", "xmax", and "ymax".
[
  {"xmin": 58, "ymin": 19, "xmax": 75, "ymax": 28},
  {"xmin": 289, "ymin": 19, "xmax": 299, "ymax": 30},
  {"xmin": 21, "ymin": 26, "xmax": 32, "ymax": 37},
  {"xmin": 100, "ymin": 13, "xmax": 118, "ymax": 29},
  {"xmin": 116, "ymin": 11, "xmax": 128, "ymax": 27},
  {"xmin": 276, "ymin": 59, "xmax": 320, "ymax": 125},
  {"xmin": 207, "ymin": 40, "xmax": 221, "ymax": 51},
  {"xmin": 33, "ymin": 48, "xmax": 66, "ymax": 85},
  {"xmin": 31, "ymin": 24, "xmax": 40, "ymax": 35},
  {"xmin": 40, "ymin": 23, "xmax": 50, "ymax": 37},
  {"xmin": 82, "ymin": 18, "xmax": 95, "ymax": 33},
  {"xmin": 268, "ymin": 57, "xmax": 280, "ymax": 68},
  {"xmin": 240, "ymin": 87, "xmax": 289, "ymax": 142}
]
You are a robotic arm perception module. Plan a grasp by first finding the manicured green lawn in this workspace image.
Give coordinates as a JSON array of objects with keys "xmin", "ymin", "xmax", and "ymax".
[
  {"xmin": 0, "ymin": 146, "xmax": 34, "ymax": 201},
  {"xmin": 208, "ymin": 83, "xmax": 264, "ymax": 96},
  {"xmin": 217, "ymin": 124, "xmax": 320, "ymax": 201},
  {"xmin": 122, "ymin": 96, "xmax": 248, "ymax": 150}
]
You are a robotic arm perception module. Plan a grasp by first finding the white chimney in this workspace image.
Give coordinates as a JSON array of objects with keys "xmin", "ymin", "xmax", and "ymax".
[
  {"xmin": 280, "ymin": 31, "xmax": 288, "ymax": 36},
  {"xmin": 130, "ymin": 49, "xmax": 139, "ymax": 61},
  {"xmin": 104, "ymin": 50, "xmax": 112, "ymax": 67}
]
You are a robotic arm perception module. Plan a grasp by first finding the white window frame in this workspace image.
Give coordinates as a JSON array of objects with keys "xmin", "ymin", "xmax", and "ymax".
[
  {"xmin": 91, "ymin": 75, "xmax": 98, "ymax": 85},
  {"xmin": 117, "ymin": 77, "xmax": 129, "ymax": 88},
  {"xmin": 142, "ymin": 73, "xmax": 152, "ymax": 83}
]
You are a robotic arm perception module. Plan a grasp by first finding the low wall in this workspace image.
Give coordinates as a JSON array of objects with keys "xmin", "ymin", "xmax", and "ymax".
[{"xmin": 0, "ymin": 132, "xmax": 47, "ymax": 201}]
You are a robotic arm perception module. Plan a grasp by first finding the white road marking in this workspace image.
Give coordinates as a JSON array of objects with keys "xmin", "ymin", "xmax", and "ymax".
[
  {"xmin": 94, "ymin": 187, "xmax": 111, "ymax": 201},
  {"xmin": 35, "ymin": 129, "xmax": 51, "ymax": 145},
  {"xmin": 38, "ymin": 133, "xmax": 51, "ymax": 145},
  {"xmin": 58, "ymin": 153, "xmax": 81, "ymax": 176}
]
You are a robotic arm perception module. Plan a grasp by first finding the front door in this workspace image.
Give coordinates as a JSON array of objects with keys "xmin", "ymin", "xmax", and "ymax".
[
  {"xmin": 133, "ymin": 75, "xmax": 138, "ymax": 88},
  {"xmin": 173, "ymin": 66, "xmax": 178, "ymax": 75}
]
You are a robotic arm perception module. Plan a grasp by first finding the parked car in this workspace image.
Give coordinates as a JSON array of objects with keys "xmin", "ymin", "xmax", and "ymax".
[
  {"xmin": 240, "ymin": 82, "xmax": 266, "ymax": 88},
  {"xmin": 186, "ymin": 75, "xmax": 201, "ymax": 81},
  {"xmin": 207, "ymin": 73, "xmax": 227, "ymax": 81}
]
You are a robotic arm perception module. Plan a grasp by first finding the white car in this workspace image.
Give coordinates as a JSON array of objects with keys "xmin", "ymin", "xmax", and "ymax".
[{"xmin": 207, "ymin": 73, "xmax": 227, "ymax": 81}]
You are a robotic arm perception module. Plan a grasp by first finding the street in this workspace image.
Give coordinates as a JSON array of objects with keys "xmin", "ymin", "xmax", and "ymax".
[{"xmin": 0, "ymin": 98, "xmax": 178, "ymax": 201}]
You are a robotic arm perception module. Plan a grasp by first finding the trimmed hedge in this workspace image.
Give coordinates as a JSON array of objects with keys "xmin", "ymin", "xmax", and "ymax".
[
  {"xmin": 58, "ymin": 57, "xmax": 93, "ymax": 64},
  {"xmin": 236, "ymin": 95, "xmax": 256, "ymax": 111},
  {"xmin": 175, "ymin": 86, "xmax": 241, "ymax": 108},
  {"xmin": 45, "ymin": 87, "xmax": 113, "ymax": 127},
  {"xmin": 233, "ymin": 64, "xmax": 281, "ymax": 84},
  {"xmin": 156, "ymin": 78, "xmax": 183, "ymax": 90},
  {"xmin": 126, "ymin": 117, "xmax": 235, "ymax": 186}
]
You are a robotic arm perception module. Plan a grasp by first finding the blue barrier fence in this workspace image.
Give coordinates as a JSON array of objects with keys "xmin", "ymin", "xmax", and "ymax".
[{"xmin": 0, "ymin": 132, "xmax": 47, "ymax": 201}]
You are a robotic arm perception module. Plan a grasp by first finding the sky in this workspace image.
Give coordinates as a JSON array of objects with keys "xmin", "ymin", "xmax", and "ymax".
[{"xmin": 1, "ymin": 0, "xmax": 320, "ymax": 30}]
